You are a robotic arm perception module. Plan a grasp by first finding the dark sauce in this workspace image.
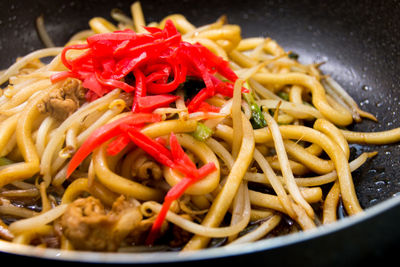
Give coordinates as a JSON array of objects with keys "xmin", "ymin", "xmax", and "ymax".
[
  {"xmin": 0, "ymin": 183, "xmax": 64, "ymax": 225},
  {"xmin": 181, "ymin": 77, "xmax": 206, "ymax": 101}
]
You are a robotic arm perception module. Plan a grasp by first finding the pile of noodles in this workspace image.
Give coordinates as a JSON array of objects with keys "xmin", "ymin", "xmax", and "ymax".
[{"xmin": 0, "ymin": 1, "xmax": 399, "ymax": 252}]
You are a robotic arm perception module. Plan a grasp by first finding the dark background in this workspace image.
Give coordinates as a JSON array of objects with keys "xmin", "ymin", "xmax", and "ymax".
[{"xmin": 0, "ymin": 0, "xmax": 399, "ymax": 265}]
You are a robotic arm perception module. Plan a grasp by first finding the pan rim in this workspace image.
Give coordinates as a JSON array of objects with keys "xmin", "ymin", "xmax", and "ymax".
[
  {"xmin": 0, "ymin": 194, "xmax": 399, "ymax": 263},
  {"xmin": 0, "ymin": 0, "xmax": 398, "ymax": 263}
]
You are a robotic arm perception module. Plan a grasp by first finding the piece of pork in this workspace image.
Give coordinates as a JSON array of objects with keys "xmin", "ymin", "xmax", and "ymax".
[
  {"xmin": 61, "ymin": 195, "xmax": 142, "ymax": 251},
  {"xmin": 37, "ymin": 78, "xmax": 86, "ymax": 121},
  {"xmin": 169, "ymin": 214, "xmax": 193, "ymax": 248}
]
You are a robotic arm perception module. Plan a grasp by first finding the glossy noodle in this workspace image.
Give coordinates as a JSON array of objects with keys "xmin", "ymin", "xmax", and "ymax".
[{"xmin": 0, "ymin": 1, "xmax": 398, "ymax": 253}]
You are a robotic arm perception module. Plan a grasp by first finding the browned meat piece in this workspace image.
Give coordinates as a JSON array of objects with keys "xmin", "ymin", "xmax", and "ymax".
[
  {"xmin": 61, "ymin": 196, "xmax": 112, "ymax": 251},
  {"xmin": 169, "ymin": 214, "xmax": 193, "ymax": 248},
  {"xmin": 61, "ymin": 195, "xmax": 142, "ymax": 251},
  {"xmin": 126, "ymin": 215, "xmax": 169, "ymax": 245},
  {"xmin": 118, "ymin": 92, "xmax": 133, "ymax": 108},
  {"xmin": 31, "ymin": 235, "xmax": 60, "ymax": 248},
  {"xmin": 37, "ymin": 78, "xmax": 86, "ymax": 121},
  {"xmin": 108, "ymin": 195, "xmax": 142, "ymax": 245}
]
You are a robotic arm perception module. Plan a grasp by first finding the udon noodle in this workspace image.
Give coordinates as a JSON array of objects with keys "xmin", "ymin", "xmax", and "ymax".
[{"xmin": 0, "ymin": 1, "xmax": 398, "ymax": 252}]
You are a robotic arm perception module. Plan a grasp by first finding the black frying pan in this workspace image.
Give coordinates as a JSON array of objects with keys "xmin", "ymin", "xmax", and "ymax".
[{"xmin": 0, "ymin": 0, "xmax": 399, "ymax": 265}]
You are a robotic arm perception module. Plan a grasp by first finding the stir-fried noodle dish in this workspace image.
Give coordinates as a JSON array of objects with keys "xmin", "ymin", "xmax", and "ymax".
[{"xmin": 0, "ymin": 1, "xmax": 399, "ymax": 253}]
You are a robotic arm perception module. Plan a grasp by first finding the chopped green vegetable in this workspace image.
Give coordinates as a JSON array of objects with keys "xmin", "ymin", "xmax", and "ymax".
[
  {"xmin": 192, "ymin": 122, "xmax": 213, "ymax": 141},
  {"xmin": 277, "ymin": 91, "xmax": 289, "ymax": 101},
  {"xmin": 288, "ymin": 51, "xmax": 299, "ymax": 60},
  {"xmin": 0, "ymin": 157, "xmax": 14, "ymax": 166},
  {"xmin": 243, "ymin": 81, "xmax": 267, "ymax": 129}
]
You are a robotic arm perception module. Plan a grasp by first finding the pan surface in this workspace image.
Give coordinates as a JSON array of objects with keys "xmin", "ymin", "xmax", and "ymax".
[{"xmin": 0, "ymin": 0, "xmax": 399, "ymax": 265}]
